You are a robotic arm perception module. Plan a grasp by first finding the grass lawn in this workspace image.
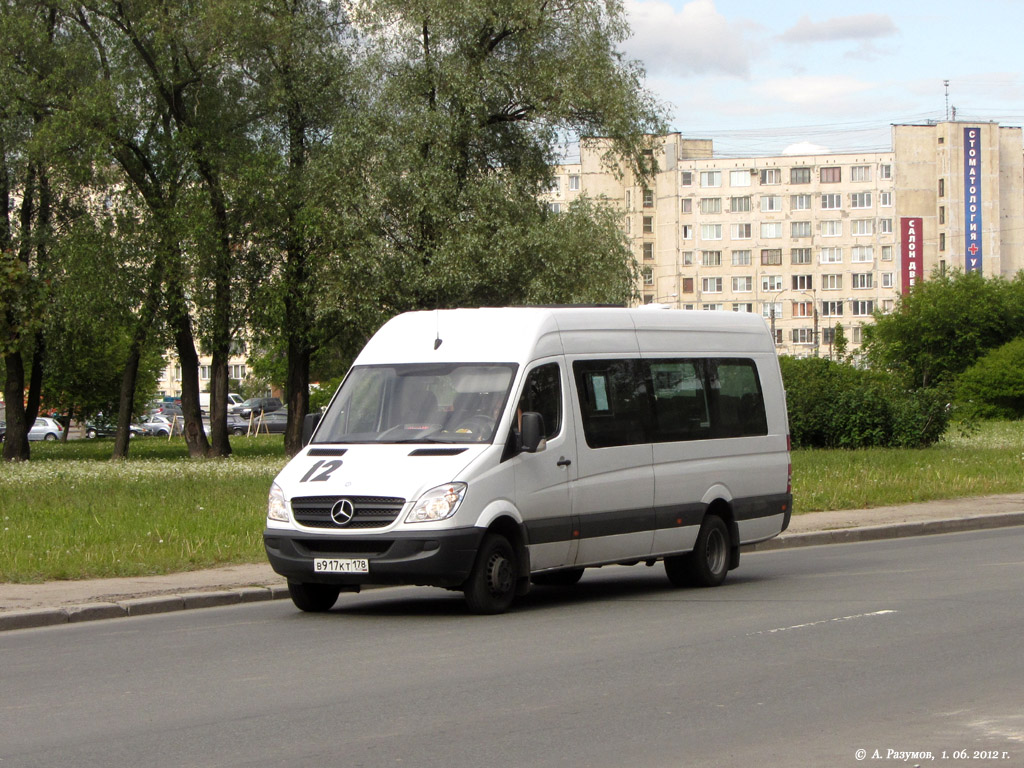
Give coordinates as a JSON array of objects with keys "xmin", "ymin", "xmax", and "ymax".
[{"xmin": 1, "ymin": 422, "xmax": 1022, "ymax": 583}]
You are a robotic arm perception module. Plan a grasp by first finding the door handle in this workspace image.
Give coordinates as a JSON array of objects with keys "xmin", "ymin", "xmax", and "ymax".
[{"xmin": 556, "ymin": 457, "xmax": 572, "ymax": 467}]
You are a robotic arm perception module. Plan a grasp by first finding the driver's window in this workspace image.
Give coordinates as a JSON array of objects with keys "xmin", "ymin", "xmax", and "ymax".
[{"xmin": 516, "ymin": 363, "xmax": 562, "ymax": 440}]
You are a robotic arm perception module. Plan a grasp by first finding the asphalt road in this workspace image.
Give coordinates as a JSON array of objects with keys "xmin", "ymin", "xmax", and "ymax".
[{"xmin": 2, "ymin": 528, "xmax": 1023, "ymax": 768}]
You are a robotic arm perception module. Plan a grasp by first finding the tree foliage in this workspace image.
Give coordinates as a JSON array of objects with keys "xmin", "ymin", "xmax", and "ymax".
[{"xmin": 954, "ymin": 338, "xmax": 1024, "ymax": 420}]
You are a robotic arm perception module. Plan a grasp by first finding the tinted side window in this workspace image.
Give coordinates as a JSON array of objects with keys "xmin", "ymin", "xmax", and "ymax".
[
  {"xmin": 573, "ymin": 360, "xmax": 651, "ymax": 448},
  {"xmin": 710, "ymin": 359, "xmax": 768, "ymax": 438},
  {"xmin": 517, "ymin": 363, "xmax": 562, "ymax": 440},
  {"xmin": 650, "ymin": 360, "xmax": 711, "ymax": 442}
]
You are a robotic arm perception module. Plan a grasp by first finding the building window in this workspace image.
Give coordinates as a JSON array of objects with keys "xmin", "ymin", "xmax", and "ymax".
[
  {"xmin": 700, "ymin": 171, "xmax": 721, "ymax": 188},
  {"xmin": 821, "ymin": 193, "xmax": 841, "ymax": 210},
  {"xmin": 681, "ymin": 171, "xmax": 693, "ymax": 186},
  {"xmin": 681, "ymin": 198, "xmax": 692, "ymax": 213},
  {"xmin": 732, "ymin": 276, "xmax": 753, "ymax": 292},
  {"xmin": 819, "ymin": 247, "xmax": 842, "ymax": 264},
  {"xmin": 730, "ymin": 196, "xmax": 751, "ymax": 212},
  {"xmin": 791, "ymin": 248, "xmax": 812, "ymax": 265},
  {"xmin": 731, "ymin": 223, "xmax": 752, "ymax": 239},
  {"xmin": 822, "ymin": 274, "xmax": 843, "ymax": 290},
  {"xmin": 229, "ymin": 364, "xmax": 247, "ymax": 380},
  {"xmin": 852, "ymin": 219, "xmax": 874, "ymax": 236},
  {"xmin": 880, "ymin": 219, "xmax": 893, "ymax": 234},
  {"xmin": 569, "ymin": 175, "xmax": 580, "ymax": 191},
  {"xmin": 701, "ymin": 223, "xmax": 722, "ymax": 240},
  {"xmin": 682, "ymin": 225, "xmax": 693, "ymax": 239},
  {"xmin": 851, "ymin": 192, "xmax": 872, "ymax": 209},
  {"xmin": 939, "ymin": 206, "xmax": 946, "ymax": 224},
  {"xmin": 821, "ymin": 220, "xmax": 842, "ymax": 237},
  {"xmin": 760, "ymin": 168, "xmax": 781, "ymax": 185},
  {"xmin": 682, "ymin": 277, "xmax": 695, "ymax": 293},
  {"xmin": 879, "ymin": 164, "xmax": 892, "ymax": 180},
  {"xmin": 821, "ymin": 327, "xmax": 835, "ymax": 345},
  {"xmin": 702, "ymin": 250, "xmax": 722, "ymax": 266},
  {"xmin": 792, "ymin": 274, "xmax": 813, "ymax": 291},
  {"xmin": 643, "ymin": 189, "xmax": 654, "ymax": 207},
  {"xmin": 730, "ymin": 169, "xmax": 751, "ymax": 187},
  {"xmin": 852, "ymin": 273, "xmax": 874, "ymax": 289},
  {"xmin": 820, "ymin": 166, "xmax": 841, "ymax": 183},
  {"xmin": 791, "ymin": 221, "xmax": 812, "ymax": 238},
  {"xmin": 762, "ymin": 302, "xmax": 782, "ymax": 320},
  {"xmin": 642, "ymin": 267, "xmax": 654, "ymax": 286},
  {"xmin": 851, "ymin": 246, "xmax": 874, "ymax": 263},
  {"xmin": 761, "ymin": 222, "xmax": 782, "ymax": 239},
  {"xmin": 792, "ymin": 328, "xmax": 814, "ymax": 344},
  {"xmin": 940, "ymin": 232, "xmax": 946, "ymax": 251},
  {"xmin": 642, "ymin": 242, "xmax": 654, "ymax": 260},
  {"xmin": 548, "ymin": 178, "xmax": 561, "ymax": 195},
  {"xmin": 939, "ymin": 178, "xmax": 945, "ymax": 197},
  {"xmin": 732, "ymin": 303, "xmax": 754, "ymax": 313},
  {"xmin": 702, "ymin": 277, "xmax": 723, "ymax": 293},
  {"xmin": 881, "ymin": 246, "xmax": 893, "ymax": 261},
  {"xmin": 882, "ymin": 272, "xmax": 895, "ymax": 289},
  {"xmin": 792, "ymin": 301, "xmax": 813, "ymax": 318},
  {"xmin": 761, "ymin": 275, "xmax": 783, "ymax": 292},
  {"xmin": 703, "ymin": 303, "xmax": 725, "ymax": 311},
  {"xmin": 732, "ymin": 249, "xmax": 752, "ymax": 266},
  {"xmin": 761, "ymin": 249, "xmax": 783, "ymax": 266},
  {"xmin": 200, "ymin": 365, "xmax": 211, "ymax": 380},
  {"xmin": 791, "ymin": 194, "xmax": 812, "ymax": 210},
  {"xmin": 700, "ymin": 197, "xmax": 722, "ymax": 215},
  {"xmin": 880, "ymin": 191, "xmax": 892, "ymax": 207},
  {"xmin": 821, "ymin": 300, "xmax": 844, "ymax": 317},
  {"xmin": 683, "ymin": 251, "xmax": 694, "ymax": 265},
  {"xmin": 547, "ymin": 202, "xmax": 561, "ymax": 213},
  {"xmin": 790, "ymin": 167, "xmax": 811, "ymax": 184},
  {"xmin": 851, "ymin": 165, "xmax": 872, "ymax": 182},
  {"xmin": 760, "ymin": 195, "xmax": 783, "ymax": 212},
  {"xmin": 643, "ymin": 216, "xmax": 654, "ymax": 234},
  {"xmin": 851, "ymin": 300, "xmax": 874, "ymax": 316}
]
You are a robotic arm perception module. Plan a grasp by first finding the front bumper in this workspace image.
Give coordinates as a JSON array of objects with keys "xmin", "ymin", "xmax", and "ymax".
[{"xmin": 263, "ymin": 527, "xmax": 486, "ymax": 589}]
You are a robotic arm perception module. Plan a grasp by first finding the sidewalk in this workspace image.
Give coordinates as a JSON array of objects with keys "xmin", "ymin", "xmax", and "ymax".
[{"xmin": 3, "ymin": 493, "xmax": 1023, "ymax": 631}]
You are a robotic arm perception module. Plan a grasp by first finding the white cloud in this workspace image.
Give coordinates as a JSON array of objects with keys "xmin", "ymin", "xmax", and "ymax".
[
  {"xmin": 779, "ymin": 14, "xmax": 898, "ymax": 44},
  {"xmin": 624, "ymin": 0, "xmax": 753, "ymax": 79}
]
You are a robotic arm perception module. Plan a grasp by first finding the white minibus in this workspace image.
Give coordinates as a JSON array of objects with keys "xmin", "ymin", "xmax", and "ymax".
[{"xmin": 264, "ymin": 307, "xmax": 792, "ymax": 614}]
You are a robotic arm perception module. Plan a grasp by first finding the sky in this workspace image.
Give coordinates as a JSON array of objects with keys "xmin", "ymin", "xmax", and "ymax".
[{"xmin": 620, "ymin": 0, "xmax": 1024, "ymax": 157}]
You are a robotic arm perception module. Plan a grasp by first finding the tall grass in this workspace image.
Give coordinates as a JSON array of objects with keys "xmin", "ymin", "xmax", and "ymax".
[{"xmin": 2, "ymin": 424, "xmax": 1022, "ymax": 583}]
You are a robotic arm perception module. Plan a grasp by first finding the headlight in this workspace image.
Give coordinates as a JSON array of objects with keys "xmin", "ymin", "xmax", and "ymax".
[
  {"xmin": 406, "ymin": 483, "xmax": 467, "ymax": 523},
  {"xmin": 267, "ymin": 482, "xmax": 290, "ymax": 523}
]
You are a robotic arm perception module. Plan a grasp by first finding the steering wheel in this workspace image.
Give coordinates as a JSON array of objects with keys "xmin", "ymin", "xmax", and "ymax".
[{"xmin": 454, "ymin": 415, "xmax": 495, "ymax": 437}]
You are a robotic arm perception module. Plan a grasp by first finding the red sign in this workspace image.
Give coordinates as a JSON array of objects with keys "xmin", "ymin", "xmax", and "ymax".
[{"xmin": 901, "ymin": 217, "xmax": 923, "ymax": 294}]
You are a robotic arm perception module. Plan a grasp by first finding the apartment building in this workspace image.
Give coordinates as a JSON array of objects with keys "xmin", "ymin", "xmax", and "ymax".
[{"xmin": 548, "ymin": 121, "xmax": 1024, "ymax": 357}]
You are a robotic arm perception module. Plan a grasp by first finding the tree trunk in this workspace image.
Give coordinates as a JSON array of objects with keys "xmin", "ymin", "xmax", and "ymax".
[
  {"xmin": 2, "ymin": 354, "xmax": 30, "ymax": 462},
  {"xmin": 167, "ymin": 280, "xmax": 209, "ymax": 458}
]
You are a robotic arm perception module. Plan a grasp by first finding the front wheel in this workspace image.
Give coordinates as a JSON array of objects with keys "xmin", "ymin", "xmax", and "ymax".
[
  {"xmin": 287, "ymin": 581, "xmax": 341, "ymax": 612},
  {"xmin": 665, "ymin": 514, "xmax": 730, "ymax": 588},
  {"xmin": 86, "ymin": 429, "xmax": 98, "ymax": 439},
  {"xmin": 464, "ymin": 534, "xmax": 519, "ymax": 614}
]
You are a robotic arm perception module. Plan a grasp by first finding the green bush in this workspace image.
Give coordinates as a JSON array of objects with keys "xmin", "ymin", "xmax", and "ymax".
[
  {"xmin": 954, "ymin": 338, "xmax": 1024, "ymax": 420},
  {"xmin": 780, "ymin": 356, "xmax": 949, "ymax": 449}
]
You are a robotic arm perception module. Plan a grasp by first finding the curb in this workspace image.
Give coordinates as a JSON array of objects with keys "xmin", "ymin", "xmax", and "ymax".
[{"xmin": 3, "ymin": 513, "xmax": 1024, "ymax": 633}]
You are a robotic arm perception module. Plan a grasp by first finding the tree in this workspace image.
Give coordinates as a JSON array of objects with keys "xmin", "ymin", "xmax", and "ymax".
[
  {"xmin": 831, "ymin": 322, "xmax": 848, "ymax": 361},
  {"xmin": 954, "ymin": 338, "xmax": 1024, "ymax": 420},
  {"xmin": 863, "ymin": 269, "xmax": 1024, "ymax": 388}
]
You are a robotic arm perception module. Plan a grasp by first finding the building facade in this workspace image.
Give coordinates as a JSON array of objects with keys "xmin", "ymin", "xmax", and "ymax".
[{"xmin": 547, "ymin": 121, "xmax": 1024, "ymax": 357}]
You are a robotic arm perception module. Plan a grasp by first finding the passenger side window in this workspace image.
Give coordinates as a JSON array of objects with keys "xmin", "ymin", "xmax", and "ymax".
[
  {"xmin": 573, "ymin": 360, "xmax": 650, "ymax": 448},
  {"xmin": 516, "ymin": 363, "xmax": 562, "ymax": 440},
  {"xmin": 650, "ymin": 361, "xmax": 711, "ymax": 441},
  {"xmin": 710, "ymin": 360, "xmax": 768, "ymax": 438}
]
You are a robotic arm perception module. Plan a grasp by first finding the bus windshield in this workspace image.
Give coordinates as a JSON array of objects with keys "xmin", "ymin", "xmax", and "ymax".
[{"xmin": 313, "ymin": 363, "xmax": 517, "ymax": 444}]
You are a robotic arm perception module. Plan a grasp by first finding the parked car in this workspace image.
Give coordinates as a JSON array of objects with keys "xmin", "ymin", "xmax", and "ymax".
[
  {"xmin": 236, "ymin": 397, "xmax": 283, "ymax": 419},
  {"xmin": 249, "ymin": 407, "xmax": 288, "ymax": 434},
  {"xmin": 142, "ymin": 414, "xmax": 176, "ymax": 436},
  {"xmin": 0, "ymin": 420, "xmax": 5, "ymax": 443},
  {"xmin": 85, "ymin": 418, "xmax": 145, "ymax": 439},
  {"xmin": 28, "ymin": 417, "xmax": 64, "ymax": 441},
  {"xmin": 149, "ymin": 402, "xmax": 183, "ymax": 418},
  {"xmin": 226, "ymin": 413, "xmax": 250, "ymax": 435}
]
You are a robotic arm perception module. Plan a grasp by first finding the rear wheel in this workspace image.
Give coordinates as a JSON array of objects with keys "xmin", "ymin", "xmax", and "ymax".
[
  {"xmin": 464, "ymin": 534, "xmax": 519, "ymax": 614},
  {"xmin": 665, "ymin": 514, "xmax": 730, "ymax": 588},
  {"xmin": 287, "ymin": 581, "xmax": 341, "ymax": 612},
  {"xmin": 86, "ymin": 428, "xmax": 98, "ymax": 439},
  {"xmin": 44, "ymin": 433, "xmax": 57, "ymax": 441}
]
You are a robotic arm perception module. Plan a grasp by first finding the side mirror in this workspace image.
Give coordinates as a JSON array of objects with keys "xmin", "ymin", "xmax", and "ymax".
[
  {"xmin": 520, "ymin": 411, "xmax": 546, "ymax": 454},
  {"xmin": 301, "ymin": 412, "xmax": 322, "ymax": 447}
]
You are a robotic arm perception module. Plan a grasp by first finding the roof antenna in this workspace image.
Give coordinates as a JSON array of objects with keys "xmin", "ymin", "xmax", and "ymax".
[
  {"xmin": 433, "ymin": 310, "xmax": 443, "ymax": 350},
  {"xmin": 944, "ymin": 79, "xmax": 950, "ymax": 121}
]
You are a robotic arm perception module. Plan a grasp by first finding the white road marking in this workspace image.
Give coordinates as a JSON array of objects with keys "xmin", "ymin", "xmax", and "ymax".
[{"xmin": 748, "ymin": 609, "xmax": 898, "ymax": 636}]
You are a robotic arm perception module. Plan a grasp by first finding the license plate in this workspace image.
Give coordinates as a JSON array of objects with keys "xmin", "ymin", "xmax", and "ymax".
[{"xmin": 313, "ymin": 558, "xmax": 369, "ymax": 574}]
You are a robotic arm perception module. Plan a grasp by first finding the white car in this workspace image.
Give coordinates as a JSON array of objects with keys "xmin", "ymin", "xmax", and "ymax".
[
  {"xmin": 28, "ymin": 417, "xmax": 65, "ymax": 441},
  {"xmin": 142, "ymin": 414, "xmax": 177, "ymax": 436}
]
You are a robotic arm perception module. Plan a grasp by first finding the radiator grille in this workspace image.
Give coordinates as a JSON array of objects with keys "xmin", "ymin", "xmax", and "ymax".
[{"xmin": 291, "ymin": 495, "xmax": 405, "ymax": 529}]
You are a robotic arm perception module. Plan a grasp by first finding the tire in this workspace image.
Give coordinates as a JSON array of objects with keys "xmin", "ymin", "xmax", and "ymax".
[
  {"xmin": 464, "ymin": 533, "xmax": 519, "ymax": 614},
  {"xmin": 287, "ymin": 581, "xmax": 341, "ymax": 613},
  {"xmin": 531, "ymin": 568, "xmax": 584, "ymax": 587},
  {"xmin": 232, "ymin": 428, "xmax": 246, "ymax": 436},
  {"xmin": 664, "ymin": 514, "xmax": 730, "ymax": 588},
  {"xmin": 44, "ymin": 433, "xmax": 57, "ymax": 441},
  {"xmin": 86, "ymin": 429, "xmax": 97, "ymax": 439}
]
